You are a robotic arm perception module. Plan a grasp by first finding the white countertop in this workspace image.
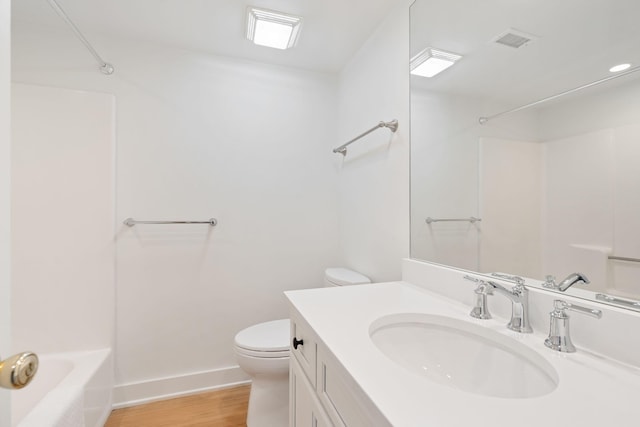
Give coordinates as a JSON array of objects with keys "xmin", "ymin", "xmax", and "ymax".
[{"xmin": 285, "ymin": 282, "xmax": 640, "ymax": 427}]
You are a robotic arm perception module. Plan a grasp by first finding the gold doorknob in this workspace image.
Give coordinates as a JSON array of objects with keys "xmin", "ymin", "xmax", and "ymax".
[{"xmin": 0, "ymin": 352, "xmax": 39, "ymax": 389}]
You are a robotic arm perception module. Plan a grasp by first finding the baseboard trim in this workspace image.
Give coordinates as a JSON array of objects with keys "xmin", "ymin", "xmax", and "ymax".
[{"xmin": 112, "ymin": 366, "xmax": 250, "ymax": 409}]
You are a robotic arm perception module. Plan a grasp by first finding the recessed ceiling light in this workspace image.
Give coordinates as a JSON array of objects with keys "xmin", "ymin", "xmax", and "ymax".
[
  {"xmin": 410, "ymin": 48, "xmax": 462, "ymax": 78},
  {"xmin": 246, "ymin": 7, "xmax": 302, "ymax": 50},
  {"xmin": 609, "ymin": 63, "xmax": 631, "ymax": 73}
]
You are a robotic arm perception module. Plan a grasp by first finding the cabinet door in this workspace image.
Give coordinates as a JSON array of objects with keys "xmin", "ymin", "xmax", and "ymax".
[{"xmin": 291, "ymin": 359, "xmax": 333, "ymax": 427}]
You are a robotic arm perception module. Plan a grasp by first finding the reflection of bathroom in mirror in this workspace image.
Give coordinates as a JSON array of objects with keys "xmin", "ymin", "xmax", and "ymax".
[{"xmin": 410, "ymin": 0, "xmax": 640, "ymax": 306}]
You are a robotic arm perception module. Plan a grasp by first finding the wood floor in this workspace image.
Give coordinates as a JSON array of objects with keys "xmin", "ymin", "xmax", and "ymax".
[{"xmin": 105, "ymin": 385, "xmax": 250, "ymax": 427}]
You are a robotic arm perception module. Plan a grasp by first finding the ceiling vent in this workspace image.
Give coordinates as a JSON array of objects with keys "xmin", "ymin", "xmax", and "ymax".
[{"xmin": 493, "ymin": 29, "xmax": 537, "ymax": 49}]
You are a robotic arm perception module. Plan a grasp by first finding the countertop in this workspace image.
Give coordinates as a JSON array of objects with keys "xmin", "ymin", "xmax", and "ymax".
[{"xmin": 285, "ymin": 282, "xmax": 640, "ymax": 427}]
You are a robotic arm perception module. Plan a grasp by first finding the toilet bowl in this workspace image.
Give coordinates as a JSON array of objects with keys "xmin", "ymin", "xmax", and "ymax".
[
  {"xmin": 234, "ymin": 319, "xmax": 290, "ymax": 427},
  {"xmin": 234, "ymin": 268, "xmax": 371, "ymax": 427}
]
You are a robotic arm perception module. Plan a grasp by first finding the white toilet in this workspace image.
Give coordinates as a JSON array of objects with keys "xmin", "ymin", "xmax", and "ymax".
[{"xmin": 234, "ymin": 267, "xmax": 371, "ymax": 427}]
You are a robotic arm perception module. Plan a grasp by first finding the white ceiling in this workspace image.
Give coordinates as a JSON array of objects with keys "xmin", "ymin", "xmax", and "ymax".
[
  {"xmin": 410, "ymin": 0, "xmax": 640, "ymax": 106},
  {"xmin": 12, "ymin": 0, "xmax": 400, "ymax": 72},
  {"xmin": 14, "ymin": 0, "xmax": 640, "ymax": 105}
]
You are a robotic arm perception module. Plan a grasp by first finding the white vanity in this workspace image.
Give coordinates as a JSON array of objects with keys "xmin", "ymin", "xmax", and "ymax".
[{"xmin": 286, "ymin": 260, "xmax": 640, "ymax": 426}]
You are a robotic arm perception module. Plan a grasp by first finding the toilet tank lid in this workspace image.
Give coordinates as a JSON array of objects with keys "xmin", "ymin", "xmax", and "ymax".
[
  {"xmin": 234, "ymin": 319, "xmax": 290, "ymax": 352},
  {"xmin": 325, "ymin": 268, "xmax": 371, "ymax": 286}
]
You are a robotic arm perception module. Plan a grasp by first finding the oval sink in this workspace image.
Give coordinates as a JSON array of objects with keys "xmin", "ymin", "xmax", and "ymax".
[{"xmin": 369, "ymin": 313, "xmax": 558, "ymax": 399}]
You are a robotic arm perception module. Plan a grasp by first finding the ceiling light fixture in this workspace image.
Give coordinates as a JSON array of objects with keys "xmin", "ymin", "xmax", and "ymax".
[
  {"xmin": 246, "ymin": 7, "xmax": 302, "ymax": 50},
  {"xmin": 609, "ymin": 63, "xmax": 631, "ymax": 73},
  {"xmin": 410, "ymin": 47, "xmax": 462, "ymax": 78}
]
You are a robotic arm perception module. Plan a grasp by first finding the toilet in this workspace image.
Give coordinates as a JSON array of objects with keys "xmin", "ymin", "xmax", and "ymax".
[{"xmin": 234, "ymin": 268, "xmax": 371, "ymax": 427}]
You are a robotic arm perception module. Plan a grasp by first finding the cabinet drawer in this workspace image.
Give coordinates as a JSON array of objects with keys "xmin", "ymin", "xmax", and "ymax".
[{"xmin": 291, "ymin": 312, "xmax": 317, "ymax": 387}]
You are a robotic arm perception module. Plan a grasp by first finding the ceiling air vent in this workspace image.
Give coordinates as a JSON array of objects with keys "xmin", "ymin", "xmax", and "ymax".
[{"xmin": 493, "ymin": 29, "xmax": 537, "ymax": 49}]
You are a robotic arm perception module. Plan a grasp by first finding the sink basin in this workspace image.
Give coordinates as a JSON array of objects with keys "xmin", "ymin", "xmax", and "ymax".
[{"xmin": 369, "ymin": 313, "xmax": 558, "ymax": 399}]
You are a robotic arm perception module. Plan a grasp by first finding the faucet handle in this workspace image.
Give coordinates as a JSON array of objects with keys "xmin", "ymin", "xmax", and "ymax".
[
  {"xmin": 490, "ymin": 272, "xmax": 525, "ymax": 286},
  {"xmin": 463, "ymin": 275, "xmax": 481, "ymax": 283},
  {"xmin": 553, "ymin": 300, "xmax": 602, "ymax": 319},
  {"xmin": 545, "ymin": 300, "xmax": 602, "ymax": 353},
  {"xmin": 471, "ymin": 282, "xmax": 493, "ymax": 320},
  {"xmin": 543, "ymin": 275, "xmax": 556, "ymax": 289},
  {"xmin": 463, "ymin": 276, "xmax": 493, "ymax": 319}
]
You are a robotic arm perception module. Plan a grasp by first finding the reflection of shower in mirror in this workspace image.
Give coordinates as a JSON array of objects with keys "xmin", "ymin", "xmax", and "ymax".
[{"xmin": 409, "ymin": 0, "xmax": 640, "ymax": 308}]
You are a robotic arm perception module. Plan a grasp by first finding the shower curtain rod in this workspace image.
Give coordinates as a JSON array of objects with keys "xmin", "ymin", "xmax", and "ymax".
[
  {"xmin": 46, "ymin": 0, "xmax": 114, "ymax": 75},
  {"xmin": 478, "ymin": 65, "xmax": 640, "ymax": 124}
]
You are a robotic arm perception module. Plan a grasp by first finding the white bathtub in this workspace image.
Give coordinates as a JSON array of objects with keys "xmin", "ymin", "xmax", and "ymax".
[{"xmin": 12, "ymin": 349, "xmax": 113, "ymax": 427}]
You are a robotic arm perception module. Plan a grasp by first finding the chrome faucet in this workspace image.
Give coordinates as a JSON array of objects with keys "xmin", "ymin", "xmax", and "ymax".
[
  {"xmin": 486, "ymin": 280, "xmax": 533, "ymax": 333},
  {"xmin": 543, "ymin": 273, "xmax": 590, "ymax": 292},
  {"xmin": 544, "ymin": 300, "xmax": 602, "ymax": 353},
  {"xmin": 463, "ymin": 275, "xmax": 532, "ymax": 333}
]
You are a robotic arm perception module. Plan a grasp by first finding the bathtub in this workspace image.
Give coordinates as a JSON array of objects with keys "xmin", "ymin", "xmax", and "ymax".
[{"xmin": 12, "ymin": 349, "xmax": 113, "ymax": 427}]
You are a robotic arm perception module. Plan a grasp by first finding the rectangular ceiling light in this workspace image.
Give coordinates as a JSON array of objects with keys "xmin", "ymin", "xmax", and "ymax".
[
  {"xmin": 246, "ymin": 7, "xmax": 302, "ymax": 50},
  {"xmin": 410, "ymin": 48, "xmax": 462, "ymax": 78}
]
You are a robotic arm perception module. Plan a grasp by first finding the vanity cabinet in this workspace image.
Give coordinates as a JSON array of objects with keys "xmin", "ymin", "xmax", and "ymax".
[
  {"xmin": 286, "ymin": 277, "xmax": 640, "ymax": 427},
  {"xmin": 290, "ymin": 311, "xmax": 390, "ymax": 427}
]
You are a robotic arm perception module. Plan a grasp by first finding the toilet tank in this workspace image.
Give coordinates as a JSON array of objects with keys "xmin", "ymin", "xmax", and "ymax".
[{"xmin": 324, "ymin": 268, "xmax": 371, "ymax": 287}]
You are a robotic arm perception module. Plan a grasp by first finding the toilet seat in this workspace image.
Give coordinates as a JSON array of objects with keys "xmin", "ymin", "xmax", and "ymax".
[
  {"xmin": 234, "ymin": 319, "xmax": 290, "ymax": 358},
  {"xmin": 325, "ymin": 267, "xmax": 371, "ymax": 286},
  {"xmin": 235, "ymin": 347, "xmax": 289, "ymax": 358}
]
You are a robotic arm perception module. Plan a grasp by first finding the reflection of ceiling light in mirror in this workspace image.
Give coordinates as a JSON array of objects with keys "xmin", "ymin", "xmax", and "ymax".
[
  {"xmin": 246, "ymin": 7, "xmax": 302, "ymax": 50},
  {"xmin": 609, "ymin": 63, "xmax": 631, "ymax": 73},
  {"xmin": 410, "ymin": 48, "xmax": 462, "ymax": 78}
]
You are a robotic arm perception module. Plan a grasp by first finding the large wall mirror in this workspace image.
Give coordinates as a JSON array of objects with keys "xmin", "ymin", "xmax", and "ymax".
[{"xmin": 410, "ymin": 0, "xmax": 640, "ymax": 310}]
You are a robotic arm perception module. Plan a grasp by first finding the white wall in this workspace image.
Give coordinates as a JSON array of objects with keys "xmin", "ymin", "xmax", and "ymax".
[
  {"xmin": 11, "ymin": 84, "xmax": 115, "ymax": 354},
  {"xmin": 12, "ymin": 26, "xmax": 342, "ymax": 404},
  {"xmin": 479, "ymin": 137, "xmax": 542, "ymax": 279},
  {"xmin": 410, "ymin": 90, "xmax": 481, "ymax": 271},
  {"xmin": 0, "ymin": 0, "xmax": 11, "ymax": 424},
  {"xmin": 336, "ymin": 2, "xmax": 411, "ymax": 282}
]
